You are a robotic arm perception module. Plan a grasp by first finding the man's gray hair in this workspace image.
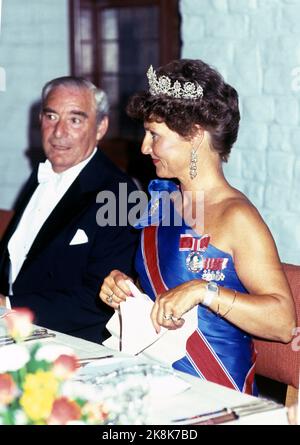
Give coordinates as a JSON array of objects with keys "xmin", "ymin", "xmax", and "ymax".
[{"xmin": 41, "ymin": 76, "xmax": 109, "ymax": 124}]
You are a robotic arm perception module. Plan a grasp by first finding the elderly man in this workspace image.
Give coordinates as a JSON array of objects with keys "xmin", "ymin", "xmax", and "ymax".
[{"xmin": 0, "ymin": 76, "xmax": 138, "ymax": 343}]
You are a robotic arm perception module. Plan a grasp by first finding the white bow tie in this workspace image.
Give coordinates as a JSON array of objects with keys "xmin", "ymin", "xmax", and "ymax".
[{"xmin": 37, "ymin": 161, "xmax": 60, "ymax": 184}]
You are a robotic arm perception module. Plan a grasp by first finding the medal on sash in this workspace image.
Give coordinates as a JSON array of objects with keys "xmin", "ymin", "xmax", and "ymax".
[
  {"xmin": 179, "ymin": 234, "xmax": 229, "ymax": 277},
  {"xmin": 201, "ymin": 257, "xmax": 229, "ymax": 280},
  {"xmin": 179, "ymin": 234, "xmax": 210, "ymax": 273},
  {"xmin": 186, "ymin": 250, "xmax": 204, "ymax": 272}
]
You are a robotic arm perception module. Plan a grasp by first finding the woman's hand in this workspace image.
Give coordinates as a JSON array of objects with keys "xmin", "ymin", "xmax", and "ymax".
[
  {"xmin": 151, "ymin": 279, "xmax": 203, "ymax": 333},
  {"xmin": 99, "ymin": 270, "xmax": 133, "ymax": 309}
]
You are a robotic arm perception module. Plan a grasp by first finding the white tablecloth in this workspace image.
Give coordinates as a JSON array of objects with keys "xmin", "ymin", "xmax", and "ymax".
[{"xmin": 39, "ymin": 329, "xmax": 289, "ymax": 426}]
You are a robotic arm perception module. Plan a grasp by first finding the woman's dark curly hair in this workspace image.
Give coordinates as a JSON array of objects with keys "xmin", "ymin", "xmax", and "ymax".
[{"xmin": 126, "ymin": 59, "xmax": 240, "ymax": 162}]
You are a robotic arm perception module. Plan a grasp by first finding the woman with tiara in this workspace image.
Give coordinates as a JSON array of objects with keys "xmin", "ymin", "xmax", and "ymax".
[{"xmin": 99, "ymin": 59, "xmax": 296, "ymax": 394}]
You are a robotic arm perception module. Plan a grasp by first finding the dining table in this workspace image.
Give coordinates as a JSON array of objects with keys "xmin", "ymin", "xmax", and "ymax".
[{"xmin": 25, "ymin": 327, "xmax": 290, "ymax": 426}]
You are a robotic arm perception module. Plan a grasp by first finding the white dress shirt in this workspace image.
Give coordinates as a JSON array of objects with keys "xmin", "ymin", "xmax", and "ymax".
[{"xmin": 7, "ymin": 148, "xmax": 97, "ymax": 294}]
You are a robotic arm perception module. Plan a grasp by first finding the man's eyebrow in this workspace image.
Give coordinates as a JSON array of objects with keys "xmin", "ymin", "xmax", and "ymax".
[
  {"xmin": 42, "ymin": 107, "xmax": 57, "ymax": 114},
  {"xmin": 42, "ymin": 108, "xmax": 89, "ymax": 119},
  {"xmin": 70, "ymin": 110, "xmax": 89, "ymax": 119}
]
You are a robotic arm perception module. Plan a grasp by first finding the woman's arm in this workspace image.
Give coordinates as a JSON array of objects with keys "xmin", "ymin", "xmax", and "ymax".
[
  {"xmin": 152, "ymin": 202, "xmax": 296, "ymax": 342},
  {"xmin": 215, "ymin": 202, "xmax": 296, "ymax": 342}
]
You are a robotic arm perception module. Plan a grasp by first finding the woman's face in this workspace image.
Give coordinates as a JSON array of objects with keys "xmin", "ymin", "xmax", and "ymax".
[{"xmin": 141, "ymin": 121, "xmax": 191, "ymax": 179}]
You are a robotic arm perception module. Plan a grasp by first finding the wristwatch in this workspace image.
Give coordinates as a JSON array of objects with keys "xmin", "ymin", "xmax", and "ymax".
[{"xmin": 202, "ymin": 281, "xmax": 219, "ymax": 307}]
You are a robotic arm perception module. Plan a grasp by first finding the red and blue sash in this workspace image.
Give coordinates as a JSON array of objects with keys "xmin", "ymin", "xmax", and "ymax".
[{"xmin": 140, "ymin": 224, "xmax": 257, "ymax": 394}]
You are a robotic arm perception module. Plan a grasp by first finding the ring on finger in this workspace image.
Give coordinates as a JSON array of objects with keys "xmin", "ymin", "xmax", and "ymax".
[
  {"xmin": 106, "ymin": 292, "xmax": 114, "ymax": 304},
  {"xmin": 163, "ymin": 313, "xmax": 173, "ymax": 321}
]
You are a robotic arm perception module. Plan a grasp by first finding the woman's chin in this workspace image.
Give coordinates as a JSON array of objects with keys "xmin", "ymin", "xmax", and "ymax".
[
  {"xmin": 156, "ymin": 168, "xmax": 171, "ymax": 179},
  {"xmin": 157, "ymin": 173, "xmax": 171, "ymax": 179}
]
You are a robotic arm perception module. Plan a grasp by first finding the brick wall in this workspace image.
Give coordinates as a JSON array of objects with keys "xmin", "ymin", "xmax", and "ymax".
[
  {"xmin": 180, "ymin": 0, "xmax": 300, "ymax": 264},
  {"xmin": 0, "ymin": 0, "xmax": 69, "ymax": 208}
]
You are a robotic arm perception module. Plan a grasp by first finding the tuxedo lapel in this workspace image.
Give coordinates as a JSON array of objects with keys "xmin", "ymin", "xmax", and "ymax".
[
  {"xmin": 2, "ymin": 149, "xmax": 126, "ymax": 278},
  {"xmin": 26, "ymin": 180, "xmax": 95, "ymax": 260},
  {"xmin": 25, "ymin": 150, "xmax": 106, "ymax": 261}
]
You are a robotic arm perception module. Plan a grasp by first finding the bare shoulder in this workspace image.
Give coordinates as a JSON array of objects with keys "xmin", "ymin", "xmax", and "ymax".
[
  {"xmin": 220, "ymin": 188, "xmax": 278, "ymax": 257},
  {"xmin": 221, "ymin": 189, "xmax": 265, "ymax": 229}
]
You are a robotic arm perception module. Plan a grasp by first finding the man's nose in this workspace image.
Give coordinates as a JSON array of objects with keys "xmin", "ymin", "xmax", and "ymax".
[{"xmin": 53, "ymin": 119, "xmax": 67, "ymax": 138}]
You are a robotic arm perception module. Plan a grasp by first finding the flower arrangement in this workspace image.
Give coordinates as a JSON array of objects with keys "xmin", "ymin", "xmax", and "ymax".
[{"xmin": 0, "ymin": 308, "xmax": 109, "ymax": 425}]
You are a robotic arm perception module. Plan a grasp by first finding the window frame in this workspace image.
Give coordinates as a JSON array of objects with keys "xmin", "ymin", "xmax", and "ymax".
[
  {"xmin": 69, "ymin": 0, "xmax": 181, "ymax": 82},
  {"xmin": 69, "ymin": 0, "xmax": 180, "ymax": 184}
]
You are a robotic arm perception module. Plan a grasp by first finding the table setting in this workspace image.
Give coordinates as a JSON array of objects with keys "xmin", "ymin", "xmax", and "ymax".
[{"xmin": 0, "ymin": 306, "xmax": 290, "ymax": 425}]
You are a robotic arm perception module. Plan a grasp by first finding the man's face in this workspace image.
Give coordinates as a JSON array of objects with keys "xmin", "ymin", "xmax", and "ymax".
[{"xmin": 40, "ymin": 85, "xmax": 107, "ymax": 172}]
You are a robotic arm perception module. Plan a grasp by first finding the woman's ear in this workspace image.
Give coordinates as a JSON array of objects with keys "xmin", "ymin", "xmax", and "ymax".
[
  {"xmin": 194, "ymin": 124, "xmax": 204, "ymax": 135},
  {"xmin": 191, "ymin": 125, "xmax": 205, "ymax": 147}
]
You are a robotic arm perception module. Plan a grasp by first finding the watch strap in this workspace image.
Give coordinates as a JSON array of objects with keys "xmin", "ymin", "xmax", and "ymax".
[{"xmin": 202, "ymin": 282, "xmax": 219, "ymax": 307}]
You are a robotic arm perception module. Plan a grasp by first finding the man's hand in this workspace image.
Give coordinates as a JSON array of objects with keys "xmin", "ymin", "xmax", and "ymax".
[{"xmin": 0, "ymin": 293, "xmax": 6, "ymax": 307}]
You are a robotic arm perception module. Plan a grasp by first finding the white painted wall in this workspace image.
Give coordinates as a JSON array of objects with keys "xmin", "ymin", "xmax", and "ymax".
[
  {"xmin": 0, "ymin": 0, "xmax": 299, "ymax": 264},
  {"xmin": 0, "ymin": 0, "xmax": 70, "ymax": 208},
  {"xmin": 180, "ymin": 0, "xmax": 300, "ymax": 265}
]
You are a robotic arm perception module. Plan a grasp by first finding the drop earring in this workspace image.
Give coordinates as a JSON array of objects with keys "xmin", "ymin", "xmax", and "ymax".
[{"xmin": 189, "ymin": 147, "xmax": 198, "ymax": 179}]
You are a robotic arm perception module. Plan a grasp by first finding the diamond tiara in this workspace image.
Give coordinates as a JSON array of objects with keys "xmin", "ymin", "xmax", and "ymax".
[{"xmin": 146, "ymin": 65, "xmax": 203, "ymax": 100}]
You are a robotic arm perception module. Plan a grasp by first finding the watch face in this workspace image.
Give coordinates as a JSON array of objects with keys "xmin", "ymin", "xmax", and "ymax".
[{"xmin": 208, "ymin": 281, "xmax": 218, "ymax": 292}]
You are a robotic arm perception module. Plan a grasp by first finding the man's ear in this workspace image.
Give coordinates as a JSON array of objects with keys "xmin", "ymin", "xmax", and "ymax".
[{"xmin": 96, "ymin": 116, "xmax": 109, "ymax": 142}]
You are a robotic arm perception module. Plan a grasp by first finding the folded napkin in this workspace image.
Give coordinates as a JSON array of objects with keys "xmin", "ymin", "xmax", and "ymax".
[{"xmin": 103, "ymin": 281, "xmax": 198, "ymax": 366}]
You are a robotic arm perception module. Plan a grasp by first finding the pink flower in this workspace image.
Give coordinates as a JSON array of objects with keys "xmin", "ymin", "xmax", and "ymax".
[
  {"xmin": 5, "ymin": 308, "xmax": 34, "ymax": 340},
  {"xmin": 0, "ymin": 373, "xmax": 18, "ymax": 405},
  {"xmin": 48, "ymin": 397, "xmax": 81, "ymax": 425},
  {"xmin": 52, "ymin": 354, "xmax": 78, "ymax": 380},
  {"xmin": 82, "ymin": 401, "xmax": 109, "ymax": 423}
]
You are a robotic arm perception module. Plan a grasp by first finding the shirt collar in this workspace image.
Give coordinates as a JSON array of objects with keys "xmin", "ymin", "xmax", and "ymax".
[{"xmin": 38, "ymin": 147, "xmax": 97, "ymax": 184}]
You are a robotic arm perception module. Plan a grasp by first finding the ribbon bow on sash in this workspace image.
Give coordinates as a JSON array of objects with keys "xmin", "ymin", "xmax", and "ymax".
[{"xmin": 179, "ymin": 234, "xmax": 210, "ymax": 251}]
